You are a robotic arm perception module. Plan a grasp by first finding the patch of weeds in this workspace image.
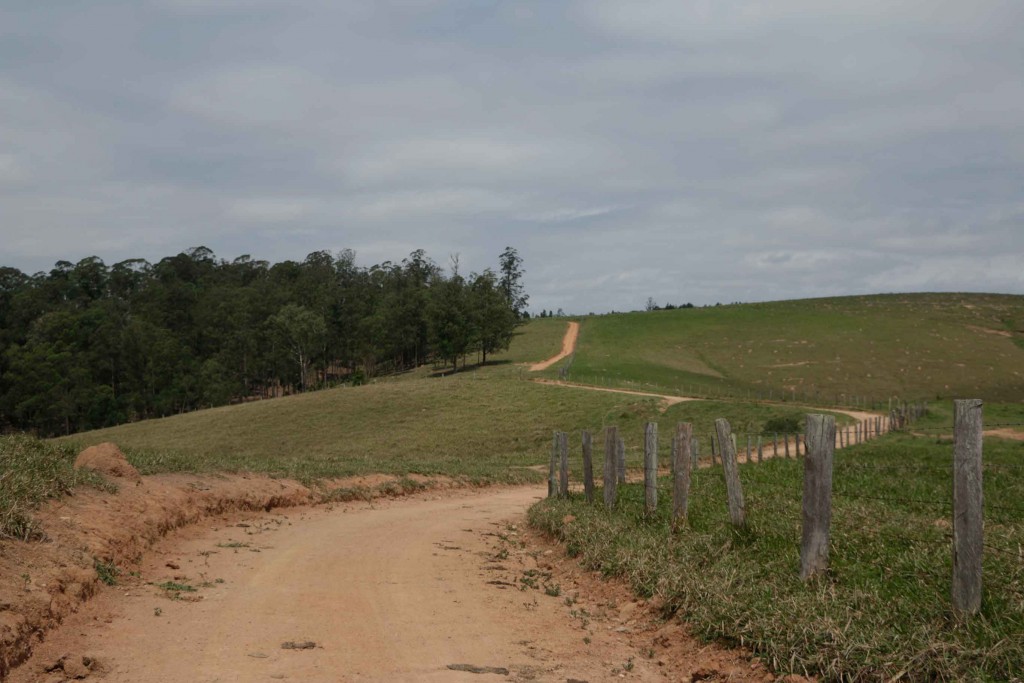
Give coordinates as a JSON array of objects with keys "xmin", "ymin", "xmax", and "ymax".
[
  {"xmin": 94, "ymin": 559, "xmax": 119, "ymax": 586},
  {"xmin": 543, "ymin": 582, "xmax": 561, "ymax": 597},
  {"xmin": 153, "ymin": 607, "xmax": 162, "ymax": 617},
  {"xmin": 154, "ymin": 580, "xmax": 197, "ymax": 598},
  {"xmin": 624, "ymin": 658, "xmax": 635, "ymax": 672},
  {"xmin": 216, "ymin": 541, "xmax": 250, "ymax": 549}
]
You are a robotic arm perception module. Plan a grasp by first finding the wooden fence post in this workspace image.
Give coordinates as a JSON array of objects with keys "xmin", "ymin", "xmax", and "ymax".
[
  {"xmin": 548, "ymin": 432, "xmax": 558, "ymax": 498},
  {"xmin": 757, "ymin": 436, "xmax": 763, "ymax": 463},
  {"xmin": 644, "ymin": 422, "xmax": 658, "ymax": 515},
  {"xmin": 617, "ymin": 437, "xmax": 626, "ymax": 484},
  {"xmin": 558, "ymin": 431, "xmax": 569, "ymax": 498},
  {"xmin": 714, "ymin": 418, "xmax": 746, "ymax": 528},
  {"xmin": 800, "ymin": 414, "xmax": 836, "ymax": 580},
  {"xmin": 952, "ymin": 399, "xmax": 983, "ymax": 614},
  {"xmin": 784, "ymin": 433, "xmax": 790, "ymax": 458},
  {"xmin": 603, "ymin": 426, "xmax": 618, "ymax": 509},
  {"xmin": 673, "ymin": 423, "xmax": 693, "ymax": 528},
  {"xmin": 582, "ymin": 430, "xmax": 594, "ymax": 504}
]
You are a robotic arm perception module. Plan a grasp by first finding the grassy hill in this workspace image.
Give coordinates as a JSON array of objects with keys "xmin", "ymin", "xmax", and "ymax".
[
  {"xmin": 57, "ymin": 317, "xmax": 854, "ymax": 484},
  {"xmin": 556, "ymin": 293, "xmax": 1024, "ymax": 404}
]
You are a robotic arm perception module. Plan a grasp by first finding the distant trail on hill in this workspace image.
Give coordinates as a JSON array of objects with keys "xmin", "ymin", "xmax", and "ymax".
[
  {"xmin": 531, "ymin": 378, "xmax": 885, "ymax": 457},
  {"xmin": 529, "ymin": 321, "xmax": 579, "ymax": 371}
]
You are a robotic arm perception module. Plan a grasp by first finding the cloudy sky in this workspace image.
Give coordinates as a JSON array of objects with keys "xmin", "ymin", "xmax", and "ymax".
[{"xmin": 2, "ymin": 1, "xmax": 1022, "ymax": 313}]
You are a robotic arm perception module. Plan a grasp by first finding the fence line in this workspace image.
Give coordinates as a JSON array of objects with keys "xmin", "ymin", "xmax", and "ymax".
[{"xmin": 546, "ymin": 399, "xmax": 1010, "ymax": 617}]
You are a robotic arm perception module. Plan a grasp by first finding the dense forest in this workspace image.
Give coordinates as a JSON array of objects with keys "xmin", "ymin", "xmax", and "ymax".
[{"xmin": 0, "ymin": 246, "xmax": 528, "ymax": 437}]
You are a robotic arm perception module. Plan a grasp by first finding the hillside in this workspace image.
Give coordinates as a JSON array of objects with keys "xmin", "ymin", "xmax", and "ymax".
[
  {"xmin": 558, "ymin": 293, "xmax": 1024, "ymax": 403},
  {"xmin": 59, "ymin": 318, "xmax": 852, "ymax": 483}
]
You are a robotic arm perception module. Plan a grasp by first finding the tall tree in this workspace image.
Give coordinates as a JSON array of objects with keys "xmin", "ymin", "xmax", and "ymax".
[{"xmin": 498, "ymin": 246, "xmax": 528, "ymax": 319}]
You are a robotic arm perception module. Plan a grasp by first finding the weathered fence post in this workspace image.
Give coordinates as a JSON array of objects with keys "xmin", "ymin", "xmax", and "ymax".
[
  {"xmin": 581, "ymin": 430, "xmax": 594, "ymax": 504},
  {"xmin": 757, "ymin": 436, "xmax": 763, "ymax": 464},
  {"xmin": 800, "ymin": 414, "xmax": 836, "ymax": 580},
  {"xmin": 548, "ymin": 432, "xmax": 558, "ymax": 498},
  {"xmin": 714, "ymin": 418, "xmax": 746, "ymax": 528},
  {"xmin": 603, "ymin": 426, "xmax": 618, "ymax": 509},
  {"xmin": 773, "ymin": 433, "xmax": 779, "ymax": 458},
  {"xmin": 558, "ymin": 431, "xmax": 569, "ymax": 497},
  {"xmin": 644, "ymin": 422, "xmax": 658, "ymax": 515},
  {"xmin": 673, "ymin": 423, "xmax": 693, "ymax": 527},
  {"xmin": 952, "ymin": 398, "xmax": 983, "ymax": 615},
  {"xmin": 784, "ymin": 433, "xmax": 791, "ymax": 458},
  {"xmin": 617, "ymin": 437, "xmax": 626, "ymax": 484}
]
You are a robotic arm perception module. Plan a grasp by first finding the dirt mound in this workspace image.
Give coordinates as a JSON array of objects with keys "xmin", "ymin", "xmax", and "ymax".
[{"xmin": 74, "ymin": 443, "xmax": 141, "ymax": 482}]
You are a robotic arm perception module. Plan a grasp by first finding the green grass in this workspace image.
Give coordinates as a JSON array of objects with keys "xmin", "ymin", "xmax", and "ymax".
[
  {"xmin": 490, "ymin": 316, "xmax": 572, "ymax": 366},
  {"xmin": 561, "ymin": 293, "xmax": 1024, "ymax": 404},
  {"xmin": 61, "ymin": 376, "xmax": 852, "ymax": 484},
  {"xmin": 914, "ymin": 401, "xmax": 1024, "ymax": 434},
  {"xmin": 529, "ymin": 433, "xmax": 1024, "ymax": 680},
  {"xmin": 0, "ymin": 435, "xmax": 110, "ymax": 540}
]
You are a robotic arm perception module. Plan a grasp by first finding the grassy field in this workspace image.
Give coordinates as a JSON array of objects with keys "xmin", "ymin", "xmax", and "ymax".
[
  {"xmin": 53, "ymin": 316, "xmax": 849, "ymax": 483},
  {"xmin": 530, "ymin": 432, "xmax": 1024, "ymax": 680},
  {"xmin": 557, "ymin": 293, "xmax": 1024, "ymax": 404},
  {"xmin": 59, "ymin": 376, "xmax": 853, "ymax": 484}
]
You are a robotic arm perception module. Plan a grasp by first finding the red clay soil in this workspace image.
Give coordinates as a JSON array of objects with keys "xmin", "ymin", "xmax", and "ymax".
[{"xmin": 5, "ymin": 482, "xmax": 802, "ymax": 683}]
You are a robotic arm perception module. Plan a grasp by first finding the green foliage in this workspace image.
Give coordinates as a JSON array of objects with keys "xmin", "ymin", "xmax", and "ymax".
[
  {"xmin": 94, "ymin": 559, "xmax": 119, "ymax": 586},
  {"xmin": 0, "ymin": 435, "xmax": 109, "ymax": 540},
  {"xmin": 761, "ymin": 416, "xmax": 802, "ymax": 434},
  {"xmin": 529, "ymin": 434, "xmax": 1024, "ymax": 680},
  {"xmin": 0, "ymin": 246, "xmax": 526, "ymax": 436}
]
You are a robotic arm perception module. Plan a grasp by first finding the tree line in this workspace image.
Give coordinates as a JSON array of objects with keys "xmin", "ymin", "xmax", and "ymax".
[{"xmin": 0, "ymin": 246, "xmax": 528, "ymax": 436}]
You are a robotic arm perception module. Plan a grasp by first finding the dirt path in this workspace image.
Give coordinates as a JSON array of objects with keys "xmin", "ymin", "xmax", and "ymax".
[
  {"xmin": 10, "ymin": 486, "xmax": 770, "ymax": 683},
  {"xmin": 532, "ymin": 378, "xmax": 699, "ymax": 413},
  {"xmin": 530, "ymin": 379, "xmax": 885, "ymax": 459},
  {"xmin": 529, "ymin": 322, "xmax": 579, "ymax": 372}
]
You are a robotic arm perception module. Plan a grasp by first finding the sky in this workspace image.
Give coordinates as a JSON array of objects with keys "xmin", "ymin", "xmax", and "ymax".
[{"xmin": 1, "ymin": 1, "xmax": 1023, "ymax": 314}]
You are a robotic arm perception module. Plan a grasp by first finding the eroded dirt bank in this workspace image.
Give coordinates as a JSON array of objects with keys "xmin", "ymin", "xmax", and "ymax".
[{"xmin": 6, "ymin": 483, "xmax": 780, "ymax": 682}]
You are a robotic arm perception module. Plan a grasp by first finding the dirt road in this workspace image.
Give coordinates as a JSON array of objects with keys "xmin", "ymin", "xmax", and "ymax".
[
  {"xmin": 529, "ymin": 322, "xmax": 579, "ymax": 372},
  {"xmin": 12, "ymin": 486, "xmax": 767, "ymax": 683}
]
